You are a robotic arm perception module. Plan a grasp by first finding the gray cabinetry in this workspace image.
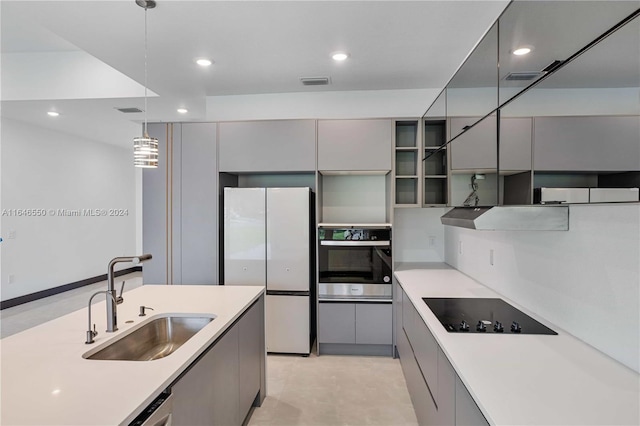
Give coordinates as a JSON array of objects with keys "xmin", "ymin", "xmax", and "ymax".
[
  {"xmin": 143, "ymin": 122, "xmax": 218, "ymax": 285},
  {"xmin": 318, "ymin": 301, "xmax": 392, "ymax": 355},
  {"xmin": 219, "ymin": 120, "xmax": 316, "ymax": 172},
  {"xmin": 450, "ymin": 117, "xmax": 497, "ymax": 170},
  {"xmin": 397, "ymin": 286, "xmax": 488, "ymax": 426},
  {"xmin": 318, "ymin": 302, "xmax": 356, "ymax": 344},
  {"xmin": 171, "ymin": 326, "xmax": 240, "ymax": 426},
  {"xmin": 410, "ymin": 303, "xmax": 439, "ymax": 403},
  {"xmin": 500, "ymin": 117, "xmax": 532, "ymax": 171},
  {"xmin": 437, "ymin": 348, "xmax": 456, "ymax": 425},
  {"xmin": 534, "ymin": 116, "xmax": 640, "ymax": 171},
  {"xmin": 143, "ymin": 123, "xmax": 173, "ymax": 284},
  {"xmin": 171, "ymin": 297, "xmax": 265, "ymax": 426},
  {"xmin": 317, "ymin": 119, "xmax": 392, "ymax": 171},
  {"xmin": 398, "ymin": 324, "xmax": 438, "ymax": 425},
  {"xmin": 181, "ymin": 123, "xmax": 219, "ymax": 284},
  {"xmin": 455, "ymin": 377, "xmax": 489, "ymax": 426},
  {"xmin": 239, "ymin": 297, "xmax": 265, "ymax": 419},
  {"xmin": 355, "ymin": 303, "xmax": 393, "ymax": 345}
]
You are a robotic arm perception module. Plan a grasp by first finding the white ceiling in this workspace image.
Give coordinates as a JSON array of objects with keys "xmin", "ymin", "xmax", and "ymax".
[{"xmin": 1, "ymin": 0, "xmax": 511, "ymax": 147}]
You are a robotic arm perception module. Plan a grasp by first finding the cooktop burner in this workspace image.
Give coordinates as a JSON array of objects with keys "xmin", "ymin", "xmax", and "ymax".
[{"xmin": 423, "ymin": 297, "xmax": 557, "ymax": 335}]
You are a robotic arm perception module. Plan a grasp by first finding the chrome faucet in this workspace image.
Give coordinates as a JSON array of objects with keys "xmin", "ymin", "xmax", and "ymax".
[
  {"xmin": 86, "ymin": 291, "xmax": 117, "ymax": 344},
  {"xmin": 106, "ymin": 254, "xmax": 152, "ymax": 332}
]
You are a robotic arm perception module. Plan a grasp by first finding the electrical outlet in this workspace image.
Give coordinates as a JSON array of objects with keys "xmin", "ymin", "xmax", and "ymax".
[
  {"xmin": 428, "ymin": 235, "xmax": 436, "ymax": 247},
  {"xmin": 459, "ymin": 240, "xmax": 463, "ymax": 255},
  {"xmin": 8, "ymin": 274, "xmax": 15, "ymax": 284},
  {"xmin": 490, "ymin": 249, "xmax": 494, "ymax": 266},
  {"xmin": 8, "ymin": 230, "xmax": 16, "ymax": 239}
]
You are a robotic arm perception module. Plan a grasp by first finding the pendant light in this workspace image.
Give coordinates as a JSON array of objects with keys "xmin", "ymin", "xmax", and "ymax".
[{"xmin": 133, "ymin": 0, "xmax": 158, "ymax": 168}]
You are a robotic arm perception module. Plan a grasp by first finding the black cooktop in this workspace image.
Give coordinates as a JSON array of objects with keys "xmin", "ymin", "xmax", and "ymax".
[{"xmin": 423, "ymin": 297, "xmax": 557, "ymax": 335}]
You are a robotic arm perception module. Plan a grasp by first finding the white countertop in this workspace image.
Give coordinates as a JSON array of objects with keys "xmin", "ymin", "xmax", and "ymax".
[
  {"xmin": 0, "ymin": 284, "xmax": 264, "ymax": 426},
  {"xmin": 395, "ymin": 266, "xmax": 640, "ymax": 426}
]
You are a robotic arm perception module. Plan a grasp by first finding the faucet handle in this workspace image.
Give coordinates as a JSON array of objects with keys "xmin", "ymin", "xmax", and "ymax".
[
  {"xmin": 116, "ymin": 281, "xmax": 126, "ymax": 304},
  {"xmin": 139, "ymin": 306, "xmax": 154, "ymax": 316}
]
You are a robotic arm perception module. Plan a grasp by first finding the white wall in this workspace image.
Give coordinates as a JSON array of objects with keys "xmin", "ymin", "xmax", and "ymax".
[
  {"xmin": 444, "ymin": 203, "xmax": 640, "ymax": 372},
  {"xmin": 320, "ymin": 175, "xmax": 387, "ymax": 224},
  {"xmin": 393, "ymin": 208, "xmax": 446, "ymax": 262},
  {"xmin": 1, "ymin": 118, "xmax": 137, "ymax": 301}
]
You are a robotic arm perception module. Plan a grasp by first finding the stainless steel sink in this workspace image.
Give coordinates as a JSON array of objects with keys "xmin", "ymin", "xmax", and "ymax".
[{"xmin": 84, "ymin": 315, "xmax": 215, "ymax": 361}]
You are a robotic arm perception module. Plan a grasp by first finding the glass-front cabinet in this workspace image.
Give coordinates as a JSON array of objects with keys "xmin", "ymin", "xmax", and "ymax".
[{"xmin": 410, "ymin": 1, "xmax": 639, "ymax": 208}]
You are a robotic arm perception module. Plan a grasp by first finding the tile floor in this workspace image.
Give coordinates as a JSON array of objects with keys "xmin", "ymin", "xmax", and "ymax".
[
  {"xmin": 1, "ymin": 277, "xmax": 418, "ymax": 425},
  {"xmin": 248, "ymin": 353, "xmax": 418, "ymax": 426}
]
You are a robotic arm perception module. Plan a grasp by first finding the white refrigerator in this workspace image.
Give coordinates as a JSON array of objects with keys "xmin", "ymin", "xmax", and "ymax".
[{"xmin": 223, "ymin": 187, "xmax": 312, "ymax": 354}]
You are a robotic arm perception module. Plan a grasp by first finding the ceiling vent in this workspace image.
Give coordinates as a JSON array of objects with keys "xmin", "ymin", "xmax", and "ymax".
[
  {"xmin": 503, "ymin": 72, "xmax": 543, "ymax": 81},
  {"xmin": 116, "ymin": 107, "xmax": 143, "ymax": 113},
  {"xmin": 300, "ymin": 77, "xmax": 330, "ymax": 86}
]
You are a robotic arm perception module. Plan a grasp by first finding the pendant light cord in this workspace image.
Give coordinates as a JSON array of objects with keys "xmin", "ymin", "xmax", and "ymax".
[{"xmin": 143, "ymin": 6, "xmax": 149, "ymax": 138}]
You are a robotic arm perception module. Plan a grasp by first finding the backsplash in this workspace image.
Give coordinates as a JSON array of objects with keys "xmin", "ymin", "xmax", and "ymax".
[{"xmin": 444, "ymin": 203, "xmax": 640, "ymax": 372}]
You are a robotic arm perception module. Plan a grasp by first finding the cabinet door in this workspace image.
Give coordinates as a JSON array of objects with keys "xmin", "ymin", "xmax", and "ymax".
[
  {"xmin": 411, "ymin": 304, "xmax": 439, "ymax": 403},
  {"xmin": 239, "ymin": 299, "xmax": 264, "ymax": 419},
  {"xmin": 318, "ymin": 302, "xmax": 356, "ymax": 343},
  {"xmin": 266, "ymin": 295, "xmax": 310, "ymax": 353},
  {"xmin": 450, "ymin": 117, "xmax": 497, "ymax": 170},
  {"xmin": 181, "ymin": 123, "xmax": 218, "ymax": 284},
  {"xmin": 455, "ymin": 376, "xmax": 489, "ymax": 426},
  {"xmin": 355, "ymin": 303, "xmax": 392, "ymax": 345},
  {"xmin": 397, "ymin": 323, "xmax": 438, "ymax": 426},
  {"xmin": 266, "ymin": 188, "xmax": 310, "ymax": 292},
  {"xmin": 171, "ymin": 327, "xmax": 240, "ymax": 426},
  {"xmin": 219, "ymin": 120, "xmax": 316, "ymax": 172},
  {"xmin": 534, "ymin": 116, "xmax": 640, "ymax": 171},
  {"xmin": 500, "ymin": 117, "xmax": 532, "ymax": 171},
  {"xmin": 437, "ymin": 348, "xmax": 456, "ymax": 426},
  {"xmin": 143, "ymin": 123, "xmax": 182, "ymax": 284},
  {"xmin": 317, "ymin": 119, "xmax": 392, "ymax": 171},
  {"xmin": 223, "ymin": 188, "xmax": 266, "ymax": 286}
]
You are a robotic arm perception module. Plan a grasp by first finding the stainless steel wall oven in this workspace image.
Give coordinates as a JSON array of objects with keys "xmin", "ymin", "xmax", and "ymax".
[{"xmin": 318, "ymin": 226, "xmax": 392, "ymax": 300}]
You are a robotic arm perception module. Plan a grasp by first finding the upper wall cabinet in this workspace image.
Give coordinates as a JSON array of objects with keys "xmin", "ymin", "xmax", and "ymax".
[
  {"xmin": 449, "ymin": 116, "xmax": 497, "ymax": 171},
  {"xmin": 534, "ymin": 116, "xmax": 640, "ymax": 171},
  {"xmin": 317, "ymin": 119, "xmax": 392, "ymax": 172},
  {"xmin": 218, "ymin": 120, "xmax": 316, "ymax": 172},
  {"xmin": 499, "ymin": 117, "xmax": 532, "ymax": 172}
]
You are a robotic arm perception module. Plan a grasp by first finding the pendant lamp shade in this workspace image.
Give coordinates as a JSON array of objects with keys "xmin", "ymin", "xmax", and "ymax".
[
  {"xmin": 134, "ymin": 0, "xmax": 157, "ymax": 168},
  {"xmin": 134, "ymin": 134, "xmax": 159, "ymax": 168}
]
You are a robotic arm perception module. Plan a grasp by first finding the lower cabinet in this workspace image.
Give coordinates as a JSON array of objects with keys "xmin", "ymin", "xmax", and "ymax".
[
  {"xmin": 318, "ymin": 301, "xmax": 392, "ymax": 355},
  {"xmin": 397, "ymin": 287, "xmax": 488, "ymax": 426},
  {"xmin": 170, "ymin": 297, "xmax": 265, "ymax": 426},
  {"xmin": 455, "ymin": 376, "xmax": 489, "ymax": 426}
]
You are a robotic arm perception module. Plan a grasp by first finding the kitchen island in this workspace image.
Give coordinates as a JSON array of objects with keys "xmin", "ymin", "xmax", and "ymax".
[
  {"xmin": 394, "ymin": 263, "xmax": 640, "ymax": 425},
  {"xmin": 0, "ymin": 284, "xmax": 265, "ymax": 425}
]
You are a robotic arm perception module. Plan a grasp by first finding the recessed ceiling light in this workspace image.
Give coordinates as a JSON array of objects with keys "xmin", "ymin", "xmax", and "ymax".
[
  {"xmin": 196, "ymin": 58, "xmax": 213, "ymax": 67},
  {"xmin": 47, "ymin": 111, "xmax": 60, "ymax": 117},
  {"xmin": 332, "ymin": 52, "xmax": 349, "ymax": 61},
  {"xmin": 513, "ymin": 47, "xmax": 532, "ymax": 56},
  {"xmin": 177, "ymin": 108, "xmax": 188, "ymax": 114}
]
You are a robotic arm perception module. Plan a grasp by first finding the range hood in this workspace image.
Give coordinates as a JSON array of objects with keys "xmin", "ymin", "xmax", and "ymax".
[{"xmin": 440, "ymin": 206, "xmax": 569, "ymax": 231}]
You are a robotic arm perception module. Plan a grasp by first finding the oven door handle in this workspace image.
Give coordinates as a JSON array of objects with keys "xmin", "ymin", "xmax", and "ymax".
[{"xmin": 320, "ymin": 240, "xmax": 390, "ymax": 247}]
